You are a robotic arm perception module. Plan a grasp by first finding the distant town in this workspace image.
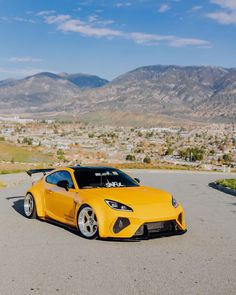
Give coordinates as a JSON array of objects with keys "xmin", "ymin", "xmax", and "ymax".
[{"xmin": 0, "ymin": 116, "xmax": 235, "ymax": 172}]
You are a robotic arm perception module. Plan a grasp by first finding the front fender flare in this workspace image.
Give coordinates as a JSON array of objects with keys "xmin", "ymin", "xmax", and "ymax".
[{"xmin": 75, "ymin": 201, "xmax": 110, "ymax": 238}]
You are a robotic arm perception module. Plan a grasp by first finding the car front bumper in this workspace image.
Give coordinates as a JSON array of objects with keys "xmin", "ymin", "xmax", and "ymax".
[{"xmin": 97, "ymin": 204, "xmax": 187, "ymax": 239}]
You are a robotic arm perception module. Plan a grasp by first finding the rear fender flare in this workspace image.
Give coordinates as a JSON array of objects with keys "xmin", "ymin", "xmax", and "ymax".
[{"xmin": 26, "ymin": 187, "xmax": 45, "ymax": 218}]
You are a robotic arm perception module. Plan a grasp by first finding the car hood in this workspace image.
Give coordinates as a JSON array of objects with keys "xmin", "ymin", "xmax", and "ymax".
[{"xmin": 81, "ymin": 186, "xmax": 171, "ymax": 206}]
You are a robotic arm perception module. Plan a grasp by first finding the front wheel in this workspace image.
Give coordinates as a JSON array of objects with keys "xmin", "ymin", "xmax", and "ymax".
[
  {"xmin": 24, "ymin": 193, "xmax": 37, "ymax": 219},
  {"xmin": 77, "ymin": 205, "xmax": 98, "ymax": 239}
]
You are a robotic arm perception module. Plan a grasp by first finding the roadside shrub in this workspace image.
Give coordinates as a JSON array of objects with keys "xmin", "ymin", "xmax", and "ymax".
[
  {"xmin": 126, "ymin": 154, "xmax": 136, "ymax": 161},
  {"xmin": 179, "ymin": 147, "xmax": 204, "ymax": 162},
  {"xmin": 22, "ymin": 137, "xmax": 33, "ymax": 145},
  {"xmin": 143, "ymin": 156, "xmax": 151, "ymax": 164}
]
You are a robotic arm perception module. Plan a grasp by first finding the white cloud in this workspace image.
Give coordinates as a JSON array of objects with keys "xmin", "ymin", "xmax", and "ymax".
[
  {"xmin": 13, "ymin": 17, "xmax": 35, "ymax": 23},
  {"xmin": 207, "ymin": 11, "xmax": 236, "ymax": 24},
  {"xmin": 115, "ymin": 2, "xmax": 132, "ymax": 8},
  {"xmin": 158, "ymin": 4, "xmax": 171, "ymax": 13},
  {"xmin": 0, "ymin": 16, "xmax": 35, "ymax": 23},
  {"xmin": 58, "ymin": 20, "xmax": 123, "ymax": 38},
  {"xmin": 88, "ymin": 14, "xmax": 98, "ymax": 23},
  {"xmin": 210, "ymin": 0, "xmax": 236, "ymax": 10},
  {"xmin": 40, "ymin": 13, "xmax": 211, "ymax": 48},
  {"xmin": 129, "ymin": 32, "xmax": 173, "ymax": 44},
  {"xmin": 7, "ymin": 57, "xmax": 42, "ymax": 63},
  {"xmin": 189, "ymin": 6, "xmax": 203, "ymax": 12},
  {"xmin": 169, "ymin": 38, "xmax": 212, "ymax": 48},
  {"xmin": 87, "ymin": 14, "xmax": 115, "ymax": 26},
  {"xmin": 207, "ymin": 0, "xmax": 236, "ymax": 24},
  {"xmin": 129, "ymin": 32, "xmax": 210, "ymax": 47},
  {"xmin": 44, "ymin": 14, "xmax": 71, "ymax": 24},
  {"xmin": 36, "ymin": 10, "xmax": 56, "ymax": 16}
]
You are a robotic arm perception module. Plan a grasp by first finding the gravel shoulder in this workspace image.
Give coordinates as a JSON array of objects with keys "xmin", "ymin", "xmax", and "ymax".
[{"xmin": 0, "ymin": 172, "xmax": 28, "ymax": 188}]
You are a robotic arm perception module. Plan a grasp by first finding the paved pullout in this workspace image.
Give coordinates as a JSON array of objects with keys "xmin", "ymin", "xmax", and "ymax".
[{"xmin": 0, "ymin": 171, "xmax": 236, "ymax": 295}]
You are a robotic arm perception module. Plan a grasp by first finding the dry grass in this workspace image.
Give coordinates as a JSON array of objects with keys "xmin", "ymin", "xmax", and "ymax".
[
  {"xmin": 85, "ymin": 162, "xmax": 203, "ymax": 171},
  {"xmin": 79, "ymin": 111, "xmax": 205, "ymax": 128},
  {"xmin": 0, "ymin": 181, "xmax": 7, "ymax": 188},
  {"xmin": 0, "ymin": 141, "xmax": 53, "ymax": 163},
  {"xmin": 0, "ymin": 162, "xmax": 51, "ymax": 174}
]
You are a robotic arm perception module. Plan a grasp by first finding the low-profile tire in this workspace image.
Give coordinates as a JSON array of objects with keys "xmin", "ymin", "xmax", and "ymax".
[
  {"xmin": 77, "ymin": 205, "xmax": 98, "ymax": 239},
  {"xmin": 24, "ymin": 193, "xmax": 37, "ymax": 219}
]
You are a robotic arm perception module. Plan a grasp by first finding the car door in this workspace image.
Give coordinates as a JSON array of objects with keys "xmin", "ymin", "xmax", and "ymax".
[{"xmin": 45, "ymin": 171, "xmax": 77, "ymax": 225}]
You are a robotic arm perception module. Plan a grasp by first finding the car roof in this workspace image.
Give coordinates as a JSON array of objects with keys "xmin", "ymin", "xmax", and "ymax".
[{"xmin": 69, "ymin": 166, "xmax": 117, "ymax": 171}]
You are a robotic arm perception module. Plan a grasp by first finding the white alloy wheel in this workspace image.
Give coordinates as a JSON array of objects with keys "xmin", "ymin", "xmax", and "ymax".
[
  {"xmin": 24, "ymin": 193, "xmax": 36, "ymax": 218},
  {"xmin": 78, "ymin": 206, "xmax": 98, "ymax": 239}
]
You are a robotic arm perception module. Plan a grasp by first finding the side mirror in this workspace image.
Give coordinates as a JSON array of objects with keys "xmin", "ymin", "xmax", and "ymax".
[
  {"xmin": 57, "ymin": 180, "xmax": 69, "ymax": 191},
  {"xmin": 134, "ymin": 177, "xmax": 140, "ymax": 184}
]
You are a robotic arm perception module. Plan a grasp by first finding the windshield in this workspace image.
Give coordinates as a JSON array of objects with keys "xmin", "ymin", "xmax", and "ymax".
[{"xmin": 74, "ymin": 168, "xmax": 139, "ymax": 189}]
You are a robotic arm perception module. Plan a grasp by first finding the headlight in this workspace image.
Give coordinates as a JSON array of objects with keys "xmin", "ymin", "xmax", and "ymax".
[
  {"xmin": 172, "ymin": 196, "xmax": 178, "ymax": 208},
  {"xmin": 105, "ymin": 199, "xmax": 133, "ymax": 212}
]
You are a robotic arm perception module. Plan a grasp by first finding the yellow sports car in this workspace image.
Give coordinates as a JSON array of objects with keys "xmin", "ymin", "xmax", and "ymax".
[{"xmin": 24, "ymin": 166, "xmax": 187, "ymax": 239}]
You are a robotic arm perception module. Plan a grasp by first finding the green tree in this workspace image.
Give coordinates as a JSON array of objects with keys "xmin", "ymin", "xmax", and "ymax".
[
  {"xmin": 165, "ymin": 147, "xmax": 173, "ymax": 156},
  {"xmin": 223, "ymin": 154, "xmax": 232, "ymax": 164},
  {"xmin": 126, "ymin": 154, "xmax": 136, "ymax": 161},
  {"xmin": 143, "ymin": 156, "xmax": 151, "ymax": 164},
  {"xmin": 137, "ymin": 131, "xmax": 143, "ymax": 137},
  {"xmin": 22, "ymin": 137, "xmax": 33, "ymax": 145},
  {"xmin": 57, "ymin": 149, "xmax": 65, "ymax": 160},
  {"xmin": 179, "ymin": 147, "xmax": 204, "ymax": 162}
]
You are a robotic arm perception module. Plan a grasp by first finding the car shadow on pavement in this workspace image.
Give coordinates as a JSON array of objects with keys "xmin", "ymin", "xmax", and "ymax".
[
  {"xmin": 6, "ymin": 196, "xmax": 83, "ymax": 238},
  {"xmin": 6, "ymin": 196, "xmax": 167, "ymax": 242},
  {"xmin": 6, "ymin": 196, "xmax": 25, "ymax": 217},
  {"xmin": 8, "ymin": 198, "xmax": 139, "ymax": 241}
]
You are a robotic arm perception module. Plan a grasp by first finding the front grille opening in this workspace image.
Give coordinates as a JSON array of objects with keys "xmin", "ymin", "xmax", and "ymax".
[
  {"xmin": 146, "ymin": 221, "xmax": 174, "ymax": 234},
  {"xmin": 133, "ymin": 220, "xmax": 185, "ymax": 239}
]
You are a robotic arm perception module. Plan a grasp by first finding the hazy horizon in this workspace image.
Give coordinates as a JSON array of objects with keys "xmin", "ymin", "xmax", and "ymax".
[{"xmin": 1, "ymin": 63, "xmax": 236, "ymax": 82}]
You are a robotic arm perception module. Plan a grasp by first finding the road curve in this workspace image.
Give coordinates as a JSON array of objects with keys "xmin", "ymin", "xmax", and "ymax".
[{"xmin": 0, "ymin": 171, "xmax": 235, "ymax": 295}]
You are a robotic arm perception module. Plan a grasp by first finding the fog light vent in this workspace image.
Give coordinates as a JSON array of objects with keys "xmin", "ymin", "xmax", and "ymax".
[
  {"xmin": 134, "ymin": 225, "xmax": 144, "ymax": 236},
  {"xmin": 113, "ymin": 218, "xmax": 130, "ymax": 234},
  {"xmin": 178, "ymin": 213, "xmax": 182, "ymax": 225}
]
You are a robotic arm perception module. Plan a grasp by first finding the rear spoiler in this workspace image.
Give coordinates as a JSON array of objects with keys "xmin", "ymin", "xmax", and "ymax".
[{"xmin": 26, "ymin": 168, "xmax": 54, "ymax": 177}]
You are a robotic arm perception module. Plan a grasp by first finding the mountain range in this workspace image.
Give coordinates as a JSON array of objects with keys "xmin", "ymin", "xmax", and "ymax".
[{"xmin": 0, "ymin": 65, "xmax": 235, "ymax": 124}]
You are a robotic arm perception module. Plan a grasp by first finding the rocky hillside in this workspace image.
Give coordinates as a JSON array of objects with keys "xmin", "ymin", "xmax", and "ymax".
[
  {"xmin": 0, "ymin": 72, "xmax": 79, "ymax": 113},
  {"xmin": 59, "ymin": 73, "xmax": 108, "ymax": 89},
  {"xmin": 0, "ymin": 72, "xmax": 108, "ymax": 113},
  {"xmin": 77, "ymin": 65, "xmax": 235, "ymax": 122},
  {"xmin": 0, "ymin": 65, "xmax": 235, "ymax": 122}
]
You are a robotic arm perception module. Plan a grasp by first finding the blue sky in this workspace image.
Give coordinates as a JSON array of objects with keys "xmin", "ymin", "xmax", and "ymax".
[{"xmin": 0, "ymin": 0, "xmax": 235, "ymax": 80}]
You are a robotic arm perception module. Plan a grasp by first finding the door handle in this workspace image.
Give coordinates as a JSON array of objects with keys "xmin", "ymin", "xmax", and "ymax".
[{"xmin": 46, "ymin": 189, "xmax": 53, "ymax": 194}]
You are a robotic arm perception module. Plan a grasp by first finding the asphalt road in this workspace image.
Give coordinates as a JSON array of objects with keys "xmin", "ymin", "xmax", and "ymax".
[{"xmin": 0, "ymin": 171, "xmax": 236, "ymax": 295}]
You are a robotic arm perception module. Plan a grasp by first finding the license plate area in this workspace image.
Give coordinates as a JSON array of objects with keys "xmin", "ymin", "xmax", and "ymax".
[{"xmin": 146, "ymin": 221, "xmax": 174, "ymax": 234}]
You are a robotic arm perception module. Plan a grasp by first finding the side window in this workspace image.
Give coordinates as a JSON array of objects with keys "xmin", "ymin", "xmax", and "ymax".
[
  {"xmin": 46, "ymin": 171, "xmax": 75, "ymax": 189},
  {"xmin": 46, "ymin": 172, "xmax": 60, "ymax": 185},
  {"xmin": 57, "ymin": 171, "xmax": 74, "ymax": 189}
]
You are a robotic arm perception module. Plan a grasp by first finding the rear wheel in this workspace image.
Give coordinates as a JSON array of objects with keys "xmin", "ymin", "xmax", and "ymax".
[
  {"xmin": 24, "ymin": 193, "xmax": 36, "ymax": 219},
  {"xmin": 77, "ymin": 205, "xmax": 98, "ymax": 239}
]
